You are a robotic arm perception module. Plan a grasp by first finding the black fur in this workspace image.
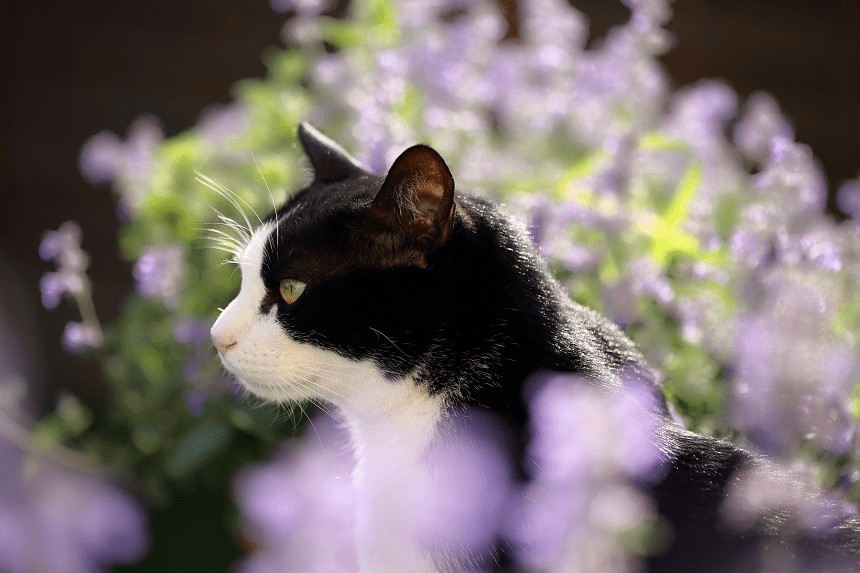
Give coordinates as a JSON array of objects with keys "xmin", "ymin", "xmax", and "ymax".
[{"xmin": 257, "ymin": 126, "xmax": 860, "ymax": 572}]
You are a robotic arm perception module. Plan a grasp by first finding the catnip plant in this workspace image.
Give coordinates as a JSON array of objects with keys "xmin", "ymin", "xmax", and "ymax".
[{"xmin": 13, "ymin": 0, "xmax": 860, "ymax": 570}]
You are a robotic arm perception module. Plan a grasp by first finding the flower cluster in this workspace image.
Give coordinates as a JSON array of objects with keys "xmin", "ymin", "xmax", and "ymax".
[
  {"xmin": 507, "ymin": 373, "xmax": 665, "ymax": 571},
  {"xmin": 39, "ymin": 222, "xmax": 102, "ymax": 353},
  {"xmin": 0, "ymin": 454, "xmax": 150, "ymax": 573}
]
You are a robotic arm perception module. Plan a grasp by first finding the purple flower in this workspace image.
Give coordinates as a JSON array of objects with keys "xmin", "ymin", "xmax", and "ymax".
[
  {"xmin": 416, "ymin": 411, "xmax": 514, "ymax": 565},
  {"xmin": 78, "ymin": 131, "xmax": 123, "ymax": 185},
  {"xmin": 198, "ymin": 103, "xmax": 251, "ymax": 145},
  {"xmin": 79, "ymin": 115, "xmax": 163, "ymax": 215},
  {"xmin": 132, "ymin": 245, "xmax": 185, "ymax": 310},
  {"xmin": 39, "ymin": 222, "xmax": 87, "ymax": 267},
  {"xmin": 507, "ymin": 373, "xmax": 663, "ymax": 571},
  {"xmin": 731, "ymin": 273, "xmax": 857, "ymax": 456},
  {"xmin": 184, "ymin": 389, "xmax": 207, "ymax": 416},
  {"xmin": 62, "ymin": 322, "xmax": 103, "ymax": 354},
  {"xmin": 40, "ymin": 271, "xmax": 84, "ymax": 310},
  {"xmin": 722, "ymin": 461, "xmax": 857, "ymax": 542},
  {"xmin": 0, "ymin": 444, "xmax": 149, "ymax": 573},
  {"xmin": 39, "ymin": 222, "xmax": 91, "ymax": 310},
  {"xmin": 753, "ymin": 137, "xmax": 827, "ymax": 222},
  {"xmin": 173, "ymin": 319, "xmax": 212, "ymax": 346},
  {"xmin": 233, "ymin": 415, "xmax": 357, "ymax": 572},
  {"xmin": 602, "ymin": 258, "xmax": 674, "ymax": 325},
  {"xmin": 665, "ymin": 81, "xmax": 737, "ymax": 162},
  {"xmin": 836, "ymin": 176, "xmax": 860, "ymax": 220},
  {"xmin": 733, "ymin": 92, "xmax": 795, "ymax": 163}
]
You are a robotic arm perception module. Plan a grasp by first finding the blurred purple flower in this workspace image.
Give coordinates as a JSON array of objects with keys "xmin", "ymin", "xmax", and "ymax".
[
  {"xmin": 173, "ymin": 318, "xmax": 211, "ymax": 346},
  {"xmin": 40, "ymin": 271, "xmax": 84, "ymax": 310},
  {"xmin": 722, "ymin": 460, "xmax": 857, "ymax": 541},
  {"xmin": 39, "ymin": 222, "xmax": 90, "ymax": 310},
  {"xmin": 508, "ymin": 372, "xmax": 664, "ymax": 571},
  {"xmin": 234, "ymin": 409, "xmax": 514, "ymax": 571},
  {"xmin": 0, "ymin": 447, "xmax": 149, "ymax": 573},
  {"xmin": 602, "ymin": 258, "xmax": 674, "ymax": 326},
  {"xmin": 132, "ymin": 245, "xmax": 185, "ymax": 310},
  {"xmin": 78, "ymin": 131, "xmax": 123, "ymax": 185},
  {"xmin": 62, "ymin": 322, "xmax": 103, "ymax": 354},
  {"xmin": 837, "ymin": 176, "xmax": 860, "ymax": 220},
  {"xmin": 79, "ymin": 115, "xmax": 163, "ymax": 216},
  {"xmin": 184, "ymin": 389, "xmax": 207, "ymax": 416},
  {"xmin": 233, "ymin": 415, "xmax": 357, "ymax": 572},
  {"xmin": 417, "ymin": 411, "xmax": 514, "ymax": 568},
  {"xmin": 734, "ymin": 92, "xmax": 795, "ymax": 163},
  {"xmin": 754, "ymin": 137, "xmax": 827, "ymax": 222},
  {"xmin": 39, "ymin": 222, "xmax": 103, "ymax": 351},
  {"xmin": 198, "ymin": 103, "xmax": 251, "ymax": 145},
  {"xmin": 732, "ymin": 273, "xmax": 857, "ymax": 456},
  {"xmin": 39, "ymin": 222, "xmax": 88, "ymax": 269}
]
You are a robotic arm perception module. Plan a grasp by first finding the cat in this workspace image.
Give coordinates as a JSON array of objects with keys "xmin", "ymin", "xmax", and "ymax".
[{"xmin": 211, "ymin": 123, "xmax": 860, "ymax": 572}]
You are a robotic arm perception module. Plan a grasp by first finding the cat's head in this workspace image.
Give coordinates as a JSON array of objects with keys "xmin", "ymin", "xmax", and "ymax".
[{"xmin": 210, "ymin": 124, "xmax": 462, "ymax": 409}]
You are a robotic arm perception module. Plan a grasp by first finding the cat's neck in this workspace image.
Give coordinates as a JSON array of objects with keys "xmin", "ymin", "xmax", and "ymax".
[{"xmin": 336, "ymin": 367, "xmax": 445, "ymax": 573}]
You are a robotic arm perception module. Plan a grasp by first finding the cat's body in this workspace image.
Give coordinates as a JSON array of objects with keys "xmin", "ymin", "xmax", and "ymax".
[{"xmin": 212, "ymin": 124, "xmax": 860, "ymax": 572}]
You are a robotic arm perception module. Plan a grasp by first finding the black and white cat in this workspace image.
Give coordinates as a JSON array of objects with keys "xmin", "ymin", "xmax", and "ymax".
[{"xmin": 211, "ymin": 123, "xmax": 860, "ymax": 572}]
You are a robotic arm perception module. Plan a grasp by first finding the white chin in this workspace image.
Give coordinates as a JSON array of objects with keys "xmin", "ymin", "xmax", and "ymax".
[{"xmin": 237, "ymin": 376, "xmax": 304, "ymax": 403}]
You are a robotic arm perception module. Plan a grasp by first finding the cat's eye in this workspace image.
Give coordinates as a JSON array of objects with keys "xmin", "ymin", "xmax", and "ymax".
[{"xmin": 279, "ymin": 279, "xmax": 306, "ymax": 304}]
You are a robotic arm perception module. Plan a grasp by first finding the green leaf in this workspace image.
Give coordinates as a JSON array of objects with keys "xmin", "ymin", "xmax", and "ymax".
[
  {"xmin": 555, "ymin": 152, "xmax": 609, "ymax": 196},
  {"xmin": 638, "ymin": 132, "xmax": 688, "ymax": 152},
  {"xmin": 644, "ymin": 162, "xmax": 703, "ymax": 267},
  {"xmin": 165, "ymin": 419, "xmax": 232, "ymax": 478}
]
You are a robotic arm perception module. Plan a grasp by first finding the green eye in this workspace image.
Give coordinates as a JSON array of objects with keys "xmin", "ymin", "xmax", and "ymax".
[{"xmin": 279, "ymin": 279, "xmax": 306, "ymax": 304}]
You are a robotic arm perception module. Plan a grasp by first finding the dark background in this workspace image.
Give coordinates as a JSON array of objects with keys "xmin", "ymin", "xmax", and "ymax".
[{"xmin": 2, "ymin": 0, "xmax": 859, "ymax": 407}]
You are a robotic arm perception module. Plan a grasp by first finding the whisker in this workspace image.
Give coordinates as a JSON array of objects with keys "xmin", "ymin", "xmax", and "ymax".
[
  {"xmin": 197, "ymin": 173, "xmax": 256, "ymax": 234},
  {"xmin": 369, "ymin": 327, "xmax": 411, "ymax": 358},
  {"xmin": 250, "ymin": 148, "xmax": 280, "ymax": 251},
  {"xmin": 289, "ymin": 364, "xmax": 365, "ymax": 396},
  {"xmin": 286, "ymin": 369, "xmax": 352, "ymax": 403},
  {"xmin": 199, "ymin": 172, "xmax": 264, "ymax": 231}
]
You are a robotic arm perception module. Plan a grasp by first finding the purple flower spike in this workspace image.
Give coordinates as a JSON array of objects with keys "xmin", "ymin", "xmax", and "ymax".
[
  {"xmin": 133, "ymin": 245, "xmax": 185, "ymax": 310},
  {"xmin": 39, "ymin": 222, "xmax": 84, "ymax": 263},
  {"xmin": 80, "ymin": 115, "xmax": 163, "ymax": 216}
]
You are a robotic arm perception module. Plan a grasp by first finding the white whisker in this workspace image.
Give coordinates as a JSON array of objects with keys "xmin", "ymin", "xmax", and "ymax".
[{"xmin": 250, "ymin": 148, "xmax": 280, "ymax": 251}]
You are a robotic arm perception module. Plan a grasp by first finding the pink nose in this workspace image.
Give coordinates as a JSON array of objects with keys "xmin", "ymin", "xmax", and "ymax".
[{"xmin": 213, "ymin": 335, "xmax": 237, "ymax": 354}]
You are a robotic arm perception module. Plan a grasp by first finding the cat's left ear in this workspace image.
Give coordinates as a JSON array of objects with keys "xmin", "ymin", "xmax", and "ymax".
[{"xmin": 370, "ymin": 144, "xmax": 455, "ymax": 254}]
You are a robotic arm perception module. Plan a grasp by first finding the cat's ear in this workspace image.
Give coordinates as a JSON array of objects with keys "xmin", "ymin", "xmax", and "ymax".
[
  {"xmin": 370, "ymin": 144, "xmax": 455, "ymax": 254},
  {"xmin": 298, "ymin": 122, "xmax": 366, "ymax": 183}
]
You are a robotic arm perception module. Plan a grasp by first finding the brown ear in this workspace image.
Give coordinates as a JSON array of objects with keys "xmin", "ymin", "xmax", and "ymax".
[{"xmin": 370, "ymin": 145, "xmax": 455, "ymax": 254}]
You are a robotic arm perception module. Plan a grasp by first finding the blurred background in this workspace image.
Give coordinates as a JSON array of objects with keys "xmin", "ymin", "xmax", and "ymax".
[
  {"xmin": 1, "ymin": 1, "xmax": 859, "ymax": 571},
  {"xmin": 2, "ymin": 0, "xmax": 859, "ymax": 413}
]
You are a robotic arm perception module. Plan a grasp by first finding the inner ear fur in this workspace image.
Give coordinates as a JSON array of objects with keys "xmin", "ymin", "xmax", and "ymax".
[{"xmin": 369, "ymin": 145, "xmax": 456, "ymax": 257}]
